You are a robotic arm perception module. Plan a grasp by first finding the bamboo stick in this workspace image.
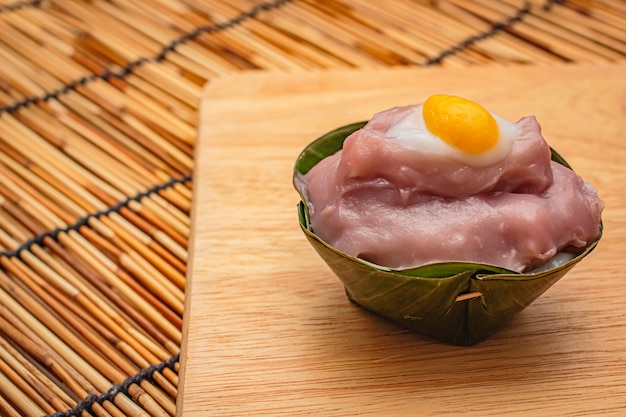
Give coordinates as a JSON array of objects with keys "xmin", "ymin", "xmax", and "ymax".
[
  {"xmin": 228, "ymin": 8, "xmax": 355, "ymax": 69},
  {"xmin": 129, "ymin": 198, "xmax": 190, "ymax": 237},
  {"xmin": 134, "ymin": 61, "xmax": 205, "ymax": 107},
  {"xmin": 59, "ymin": 230, "xmax": 182, "ymax": 345},
  {"xmin": 110, "ymin": 210, "xmax": 188, "ymax": 272},
  {"xmin": 153, "ymin": 229, "xmax": 188, "ymax": 264},
  {"xmin": 530, "ymin": 1, "xmax": 626, "ymax": 54},
  {"xmin": 63, "ymin": 77, "xmax": 199, "ymax": 152},
  {"xmin": 86, "ymin": 215, "xmax": 187, "ymax": 283},
  {"xmin": 113, "ymin": 0, "xmax": 199, "ymax": 30},
  {"xmin": 0, "ymin": 208, "xmax": 173, "ymax": 364},
  {"xmin": 208, "ymin": 24, "xmax": 311, "ymax": 70},
  {"xmin": 0, "ymin": 265, "xmax": 139, "ymax": 376},
  {"xmin": 0, "ymin": 312, "xmax": 94, "ymax": 397},
  {"xmin": 55, "ymin": 0, "xmax": 163, "ymax": 61},
  {"xmin": 0, "ymin": 185, "xmax": 182, "ymax": 344},
  {"xmin": 463, "ymin": 0, "xmax": 624, "ymax": 61},
  {"xmin": 303, "ymin": 0, "xmax": 463, "ymax": 65},
  {"xmin": 117, "ymin": 75, "xmax": 197, "ymax": 129},
  {"xmin": 0, "ymin": 393, "xmax": 23, "ymax": 417},
  {"xmin": 0, "ymin": 196, "xmax": 49, "ymax": 243},
  {"xmin": 161, "ymin": 365, "xmax": 179, "ymax": 389},
  {"xmin": 0, "ymin": 29, "xmax": 62, "ymax": 93},
  {"xmin": 0, "ymin": 365, "xmax": 46, "ymax": 417},
  {"xmin": 237, "ymin": 1, "xmax": 383, "ymax": 68},
  {"xmin": 60, "ymin": 231, "xmax": 179, "ymax": 342},
  {"xmin": 131, "ymin": 382, "xmax": 175, "ymax": 417},
  {"xmin": 1, "ymin": 109, "xmax": 193, "ymax": 254},
  {"xmin": 150, "ymin": 369, "xmax": 178, "ymax": 399},
  {"xmin": 24, "ymin": 8, "xmax": 85, "ymax": 44},
  {"xmin": 0, "ymin": 149, "xmax": 89, "ymax": 220},
  {"xmin": 558, "ymin": 0, "xmax": 626, "ymax": 18},
  {"xmin": 0, "ymin": 224, "xmax": 173, "ymax": 366},
  {"xmin": 114, "ymin": 265, "xmax": 184, "ymax": 329},
  {"xmin": 1, "ymin": 11, "xmax": 75, "ymax": 56},
  {"xmin": 0, "ymin": 174, "xmax": 67, "ymax": 229},
  {"xmin": 57, "ymin": 113, "xmax": 165, "ymax": 187},
  {"xmin": 0, "ymin": 162, "xmax": 79, "ymax": 225},
  {"xmin": 113, "ymin": 391, "xmax": 167, "ymax": 417},
  {"xmin": 94, "ymin": 109, "xmax": 191, "ymax": 178},
  {"xmin": 1, "ymin": 172, "xmax": 185, "ymax": 410},
  {"xmin": 431, "ymin": 0, "xmax": 565, "ymax": 65},
  {"xmin": 0, "ymin": 19, "xmax": 85, "ymax": 84},
  {"xmin": 120, "ymin": 205, "xmax": 189, "ymax": 251},
  {"xmin": 127, "ymin": 384, "xmax": 171, "ymax": 417},
  {"xmin": 0, "ymin": 355, "xmax": 57, "ymax": 415},
  {"xmin": 0, "ymin": 333, "xmax": 78, "ymax": 409},
  {"xmin": 342, "ymin": 0, "xmax": 483, "ymax": 66},
  {"xmin": 96, "ymin": 0, "xmax": 240, "ymax": 76},
  {"xmin": 0, "ymin": 275, "xmax": 112, "ymax": 392},
  {"xmin": 121, "ymin": 113, "xmax": 194, "ymax": 170},
  {"xmin": 0, "ymin": 206, "xmax": 32, "ymax": 244},
  {"xmin": 125, "ymin": 249, "xmax": 185, "ymax": 302},
  {"xmin": 97, "ymin": 213, "xmax": 187, "ymax": 293},
  {"xmin": 5, "ymin": 249, "xmax": 164, "ymax": 365},
  {"xmin": 0, "ymin": 282, "xmax": 168, "ymax": 416},
  {"xmin": 46, "ymin": 232, "xmax": 179, "ymax": 357},
  {"xmin": 17, "ymin": 257, "xmax": 151, "ymax": 370},
  {"xmin": 8, "ymin": 105, "xmax": 162, "ymax": 214},
  {"xmin": 0, "ymin": 114, "xmax": 120, "ymax": 208},
  {"xmin": 0, "ymin": 343, "xmax": 72, "ymax": 412}
]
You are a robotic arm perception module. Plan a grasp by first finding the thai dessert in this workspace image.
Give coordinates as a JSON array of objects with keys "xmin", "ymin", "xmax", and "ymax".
[
  {"xmin": 295, "ymin": 94, "xmax": 603, "ymax": 273},
  {"xmin": 293, "ymin": 94, "xmax": 604, "ymax": 345}
]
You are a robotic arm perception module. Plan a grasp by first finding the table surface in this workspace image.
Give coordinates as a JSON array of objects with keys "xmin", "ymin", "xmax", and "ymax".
[{"xmin": 180, "ymin": 64, "xmax": 626, "ymax": 416}]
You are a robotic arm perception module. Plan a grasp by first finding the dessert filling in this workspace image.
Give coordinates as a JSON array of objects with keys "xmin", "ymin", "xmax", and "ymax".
[{"xmin": 297, "ymin": 95, "xmax": 604, "ymax": 272}]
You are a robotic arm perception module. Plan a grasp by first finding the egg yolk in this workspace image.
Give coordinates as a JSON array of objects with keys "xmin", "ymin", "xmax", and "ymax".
[{"xmin": 423, "ymin": 94, "xmax": 499, "ymax": 154}]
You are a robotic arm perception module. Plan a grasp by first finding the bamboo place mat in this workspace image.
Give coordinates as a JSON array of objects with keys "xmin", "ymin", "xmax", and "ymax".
[{"xmin": 0, "ymin": 1, "xmax": 623, "ymax": 416}]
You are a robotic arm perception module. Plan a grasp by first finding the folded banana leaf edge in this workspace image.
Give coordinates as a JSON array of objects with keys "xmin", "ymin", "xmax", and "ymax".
[{"xmin": 294, "ymin": 122, "xmax": 602, "ymax": 346}]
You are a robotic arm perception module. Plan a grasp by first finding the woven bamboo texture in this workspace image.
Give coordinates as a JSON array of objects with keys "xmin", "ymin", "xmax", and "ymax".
[{"xmin": 0, "ymin": 0, "xmax": 624, "ymax": 416}]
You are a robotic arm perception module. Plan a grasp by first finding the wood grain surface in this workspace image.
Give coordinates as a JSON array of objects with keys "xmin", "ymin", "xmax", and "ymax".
[{"xmin": 179, "ymin": 64, "xmax": 626, "ymax": 416}]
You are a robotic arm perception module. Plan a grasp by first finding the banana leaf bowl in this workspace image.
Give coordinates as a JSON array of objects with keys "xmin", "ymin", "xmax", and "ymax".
[{"xmin": 293, "ymin": 122, "xmax": 602, "ymax": 346}]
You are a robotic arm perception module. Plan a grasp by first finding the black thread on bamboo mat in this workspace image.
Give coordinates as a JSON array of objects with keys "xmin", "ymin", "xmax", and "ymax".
[
  {"xmin": 423, "ymin": 1, "xmax": 532, "ymax": 66},
  {"xmin": 422, "ymin": 0, "xmax": 568, "ymax": 65},
  {"xmin": 0, "ymin": 175, "xmax": 191, "ymax": 260},
  {"xmin": 0, "ymin": 0, "xmax": 293, "ymax": 114},
  {"xmin": 47, "ymin": 354, "xmax": 180, "ymax": 417},
  {"xmin": 0, "ymin": 0, "xmax": 42, "ymax": 13},
  {"xmin": 543, "ymin": 0, "xmax": 565, "ymax": 11}
]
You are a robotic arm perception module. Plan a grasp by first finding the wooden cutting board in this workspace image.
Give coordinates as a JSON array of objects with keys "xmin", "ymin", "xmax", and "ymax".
[{"xmin": 178, "ymin": 64, "xmax": 626, "ymax": 416}]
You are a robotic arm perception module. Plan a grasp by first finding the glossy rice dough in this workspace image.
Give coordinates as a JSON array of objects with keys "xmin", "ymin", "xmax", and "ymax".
[
  {"xmin": 300, "ymin": 108, "xmax": 604, "ymax": 272},
  {"xmin": 337, "ymin": 107, "xmax": 554, "ymax": 198}
]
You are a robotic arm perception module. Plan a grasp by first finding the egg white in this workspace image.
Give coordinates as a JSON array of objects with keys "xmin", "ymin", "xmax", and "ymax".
[{"xmin": 385, "ymin": 104, "xmax": 519, "ymax": 167}]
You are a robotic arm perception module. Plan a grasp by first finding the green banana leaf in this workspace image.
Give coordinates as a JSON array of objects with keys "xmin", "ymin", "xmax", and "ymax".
[{"xmin": 293, "ymin": 122, "xmax": 602, "ymax": 346}]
